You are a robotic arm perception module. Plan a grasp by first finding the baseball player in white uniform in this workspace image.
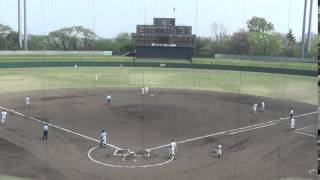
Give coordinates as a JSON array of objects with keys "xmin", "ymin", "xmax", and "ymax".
[
  {"xmin": 1, "ymin": 110, "xmax": 7, "ymax": 124},
  {"xmin": 170, "ymin": 139, "xmax": 177, "ymax": 160},
  {"xmin": 290, "ymin": 109, "xmax": 294, "ymax": 119},
  {"xmin": 145, "ymin": 86, "xmax": 149, "ymax": 94},
  {"xmin": 25, "ymin": 96, "xmax": 31, "ymax": 107},
  {"xmin": 100, "ymin": 130, "xmax": 107, "ymax": 148},
  {"xmin": 105, "ymin": 95, "xmax": 111, "ymax": 106},
  {"xmin": 42, "ymin": 124, "xmax": 49, "ymax": 140},
  {"xmin": 260, "ymin": 101, "xmax": 265, "ymax": 112},
  {"xmin": 290, "ymin": 118, "xmax": 295, "ymax": 130},
  {"xmin": 216, "ymin": 143, "xmax": 223, "ymax": 158},
  {"xmin": 141, "ymin": 87, "xmax": 145, "ymax": 96},
  {"xmin": 252, "ymin": 103, "xmax": 258, "ymax": 114}
]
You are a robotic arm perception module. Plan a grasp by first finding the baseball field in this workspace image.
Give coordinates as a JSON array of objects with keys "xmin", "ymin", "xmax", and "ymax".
[{"xmin": 0, "ymin": 56, "xmax": 317, "ymax": 180}]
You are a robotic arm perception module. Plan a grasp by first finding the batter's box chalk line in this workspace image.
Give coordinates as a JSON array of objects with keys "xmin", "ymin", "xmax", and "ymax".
[
  {"xmin": 113, "ymin": 149, "xmax": 136, "ymax": 157},
  {"xmin": 88, "ymin": 146, "xmax": 174, "ymax": 168},
  {"xmin": 113, "ymin": 148, "xmax": 151, "ymax": 157}
]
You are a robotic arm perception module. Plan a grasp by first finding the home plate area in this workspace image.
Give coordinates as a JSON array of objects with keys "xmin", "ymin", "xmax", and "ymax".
[{"xmin": 90, "ymin": 146, "xmax": 171, "ymax": 167}]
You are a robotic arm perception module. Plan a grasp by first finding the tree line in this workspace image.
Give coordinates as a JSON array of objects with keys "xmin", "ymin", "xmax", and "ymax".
[
  {"xmin": 196, "ymin": 17, "xmax": 317, "ymax": 58},
  {"xmin": 0, "ymin": 25, "xmax": 133, "ymax": 52},
  {"xmin": 0, "ymin": 17, "xmax": 317, "ymax": 58}
]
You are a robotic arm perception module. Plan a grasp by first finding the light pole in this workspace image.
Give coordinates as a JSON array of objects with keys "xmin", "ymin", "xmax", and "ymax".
[
  {"xmin": 300, "ymin": 0, "xmax": 307, "ymax": 58},
  {"xmin": 23, "ymin": 0, "xmax": 27, "ymax": 50},
  {"xmin": 306, "ymin": 0, "xmax": 313, "ymax": 55},
  {"xmin": 18, "ymin": 0, "xmax": 22, "ymax": 48}
]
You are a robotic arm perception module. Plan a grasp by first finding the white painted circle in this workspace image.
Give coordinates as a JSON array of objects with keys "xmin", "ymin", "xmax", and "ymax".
[{"xmin": 88, "ymin": 146, "xmax": 174, "ymax": 168}]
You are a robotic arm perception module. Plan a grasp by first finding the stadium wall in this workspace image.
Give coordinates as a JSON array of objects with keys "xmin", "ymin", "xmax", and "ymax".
[
  {"xmin": 215, "ymin": 54, "xmax": 316, "ymax": 63},
  {"xmin": 135, "ymin": 47, "xmax": 194, "ymax": 60},
  {"xmin": 0, "ymin": 51, "xmax": 112, "ymax": 56},
  {"xmin": 0, "ymin": 61, "xmax": 315, "ymax": 77}
]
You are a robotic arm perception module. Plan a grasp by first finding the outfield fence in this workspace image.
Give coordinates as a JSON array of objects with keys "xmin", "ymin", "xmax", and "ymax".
[
  {"xmin": 0, "ymin": 51, "xmax": 316, "ymax": 63},
  {"xmin": 0, "ymin": 61, "xmax": 316, "ymax": 77},
  {"xmin": 215, "ymin": 54, "xmax": 316, "ymax": 63},
  {"xmin": 0, "ymin": 51, "xmax": 112, "ymax": 56},
  {"xmin": 0, "ymin": 51, "xmax": 316, "ymax": 76}
]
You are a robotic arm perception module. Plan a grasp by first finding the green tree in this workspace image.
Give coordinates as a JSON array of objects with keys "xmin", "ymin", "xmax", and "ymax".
[
  {"xmin": 247, "ymin": 16, "xmax": 274, "ymax": 33},
  {"xmin": 286, "ymin": 29, "xmax": 296, "ymax": 46},
  {"xmin": 0, "ymin": 24, "xmax": 19, "ymax": 50},
  {"xmin": 94, "ymin": 38, "xmax": 118, "ymax": 51},
  {"xmin": 308, "ymin": 34, "xmax": 318, "ymax": 58},
  {"xmin": 115, "ymin": 32, "xmax": 133, "ymax": 51},
  {"xmin": 230, "ymin": 30, "xmax": 250, "ymax": 55},
  {"xmin": 248, "ymin": 32, "xmax": 281, "ymax": 56},
  {"xmin": 211, "ymin": 36, "xmax": 231, "ymax": 54},
  {"xmin": 28, "ymin": 35, "xmax": 49, "ymax": 50},
  {"xmin": 4, "ymin": 31, "xmax": 19, "ymax": 50},
  {"xmin": 48, "ymin": 26, "xmax": 96, "ymax": 50},
  {"xmin": 194, "ymin": 37, "xmax": 213, "ymax": 57},
  {"xmin": 280, "ymin": 30, "xmax": 298, "ymax": 57}
]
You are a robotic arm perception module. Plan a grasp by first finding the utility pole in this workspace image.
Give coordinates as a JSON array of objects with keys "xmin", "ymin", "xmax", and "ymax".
[
  {"xmin": 18, "ymin": 0, "xmax": 22, "ymax": 48},
  {"xmin": 23, "ymin": 0, "xmax": 27, "ymax": 50},
  {"xmin": 306, "ymin": 0, "xmax": 313, "ymax": 55},
  {"xmin": 300, "ymin": 0, "xmax": 307, "ymax": 58}
]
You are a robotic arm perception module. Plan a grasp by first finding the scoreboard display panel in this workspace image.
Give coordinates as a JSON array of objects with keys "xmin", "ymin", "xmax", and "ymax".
[
  {"xmin": 133, "ymin": 18, "xmax": 196, "ymax": 59},
  {"xmin": 153, "ymin": 18, "xmax": 175, "ymax": 26}
]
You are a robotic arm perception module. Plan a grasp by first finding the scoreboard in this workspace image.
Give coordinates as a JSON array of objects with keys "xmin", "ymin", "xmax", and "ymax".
[
  {"xmin": 136, "ymin": 25, "xmax": 192, "ymax": 34},
  {"xmin": 132, "ymin": 18, "xmax": 196, "ymax": 60},
  {"xmin": 153, "ymin": 18, "xmax": 175, "ymax": 26}
]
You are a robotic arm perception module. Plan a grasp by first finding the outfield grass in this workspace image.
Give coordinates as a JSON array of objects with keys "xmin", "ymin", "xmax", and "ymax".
[
  {"xmin": 0, "ymin": 67, "xmax": 316, "ymax": 105},
  {"xmin": 0, "ymin": 55, "xmax": 316, "ymax": 71},
  {"xmin": 0, "ymin": 175, "xmax": 29, "ymax": 180}
]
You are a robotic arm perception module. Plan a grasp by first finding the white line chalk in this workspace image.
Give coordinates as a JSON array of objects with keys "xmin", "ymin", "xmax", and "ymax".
[
  {"xmin": 147, "ymin": 111, "xmax": 317, "ymax": 151},
  {"xmin": 88, "ymin": 146, "xmax": 174, "ymax": 168},
  {"xmin": 228, "ymin": 122, "xmax": 279, "ymax": 135},
  {"xmin": 292, "ymin": 131, "xmax": 316, "ymax": 137},
  {"xmin": 0, "ymin": 106, "xmax": 121, "ymax": 150},
  {"xmin": 292, "ymin": 125, "xmax": 316, "ymax": 137},
  {"xmin": 294, "ymin": 125, "xmax": 315, "ymax": 131}
]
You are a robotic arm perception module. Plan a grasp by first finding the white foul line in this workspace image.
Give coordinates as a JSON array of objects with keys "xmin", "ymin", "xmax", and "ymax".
[
  {"xmin": 148, "ymin": 120, "xmax": 280, "ymax": 151},
  {"xmin": 0, "ymin": 106, "xmax": 121, "ymax": 150},
  {"xmin": 294, "ymin": 125, "xmax": 315, "ymax": 131},
  {"xmin": 147, "ymin": 111, "xmax": 317, "ymax": 151},
  {"xmin": 291, "ymin": 125, "xmax": 317, "ymax": 138},
  {"xmin": 292, "ymin": 131, "xmax": 316, "ymax": 137},
  {"xmin": 228, "ymin": 122, "xmax": 279, "ymax": 135}
]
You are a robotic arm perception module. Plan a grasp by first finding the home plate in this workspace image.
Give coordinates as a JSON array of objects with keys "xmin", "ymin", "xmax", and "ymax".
[{"xmin": 114, "ymin": 149, "xmax": 130, "ymax": 157}]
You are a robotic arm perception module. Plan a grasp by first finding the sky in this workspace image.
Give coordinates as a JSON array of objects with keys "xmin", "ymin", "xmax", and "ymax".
[{"xmin": 0, "ymin": 0, "xmax": 317, "ymax": 39}]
